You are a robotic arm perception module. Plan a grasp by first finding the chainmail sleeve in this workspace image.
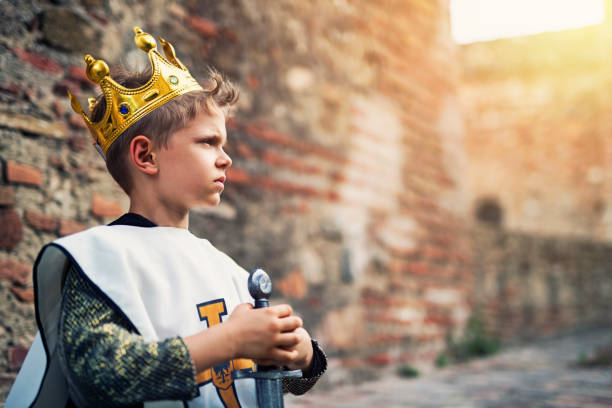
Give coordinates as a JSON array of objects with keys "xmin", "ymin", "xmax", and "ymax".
[
  {"xmin": 282, "ymin": 339, "xmax": 328, "ymax": 395},
  {"xmin": 58, "ymin": 264, "xmax": 199, "ymax": 407}
]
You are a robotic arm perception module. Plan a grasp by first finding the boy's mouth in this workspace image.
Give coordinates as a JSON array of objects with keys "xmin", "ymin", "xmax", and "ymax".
[{"xmin": 215, "ymin": 176, "xmax": 226, "ymax": 185}]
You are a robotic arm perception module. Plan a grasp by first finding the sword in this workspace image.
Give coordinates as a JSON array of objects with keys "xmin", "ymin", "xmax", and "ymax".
[{"xmin": 233, "ymin": 268, "xmax": 302, "ymax": 408}]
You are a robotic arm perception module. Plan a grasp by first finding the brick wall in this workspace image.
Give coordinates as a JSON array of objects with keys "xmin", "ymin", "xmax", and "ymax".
[{"xmin": 1, "ymin": 0, "xmax": 612, "ymax": 401}]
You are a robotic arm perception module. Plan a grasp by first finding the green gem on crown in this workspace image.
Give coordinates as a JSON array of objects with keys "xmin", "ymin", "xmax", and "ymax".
[{"xmin": 169, "ymin": 75, "xmax": 179, "ymax": 84}]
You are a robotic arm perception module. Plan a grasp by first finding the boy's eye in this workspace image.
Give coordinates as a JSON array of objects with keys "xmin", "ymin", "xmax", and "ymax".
[{"xmin": 198, "ymin": 136, "xmax": 221, "ymax": 146}]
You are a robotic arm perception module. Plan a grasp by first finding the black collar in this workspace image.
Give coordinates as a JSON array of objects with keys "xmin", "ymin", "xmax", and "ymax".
[{"xmin": 108, "ymin": 213, "xmax": 157, "ymax": 228}]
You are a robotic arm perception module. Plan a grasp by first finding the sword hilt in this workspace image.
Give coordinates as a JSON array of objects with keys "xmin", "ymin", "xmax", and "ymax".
[{"xmin": 232, "ymin": 268, "xmax": 302, "ymax": 408}]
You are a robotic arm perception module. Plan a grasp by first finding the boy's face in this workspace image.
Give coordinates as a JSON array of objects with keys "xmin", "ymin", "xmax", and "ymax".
[{"xmin": 155, "ymin": 106, "xmax": 232, "ymax": 211}]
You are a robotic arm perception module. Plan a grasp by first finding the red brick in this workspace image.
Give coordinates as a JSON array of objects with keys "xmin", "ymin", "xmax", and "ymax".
[
  {"xmin": 5, "ymin": 161, "xmax": 42, "ymax": 186},
  {"xmin": 325, "ymin": 190, "xmax": 340, "ymax": 202},
  {"xmin": 59, "ymin": 218, "xmax": 87, "ymax": 237},
  {"xmin": 0, "ymin": 186, "xmax": 15, "ymax": 207},
  {"xmin": 367, "ymin": 353, "xmax": 392, "ymax": 366},
  {"xmin": 13, "ymin": 48, "xmax": 63, "ymax": 73},
  {"xmin": 167, "ymin": 3, "xmax": 188, "ymax": 19},
  {"xmin": 407, "ymin": 262, "xmax": 429, "ymax": 275},
  {"xmin": 48, "ymin": 155, "xmax": 65, "ymax": 170},
  {"xmin": 88, "ymin": 10, "xmax": 109, "ymax": 25},
  {"xmin": 246, "ymin": 75, "xmax": 260, "ymax": 90},
  {"xmin": 91, "ymin": 193, "xmax": 123, "ymax": 218},
  {"xmin": 10, "ymin": 287, "xmax": 34, "ymax": 303},
  {"xmin": 235, "ymin": 142, "xmax": 255, "ymax": 159},
  {"xmin": 226, "ymin": 118, "xmax": 239, "ymax": 131},
  {"xmin": 68, "ymin": 114, "xmax": 87, "ymax": 130},
  {"xmin": 0, "ymin": 208, "xmax": 22, "ymax": 251},
  {"xmin": 219, "ymin": 27, "xmax": 239, "ymax": 43},
  {"xmin": 276, "ymin": 270, "xmax": 307, "ymax": 299},
  {"xmin": 53, "ymin": 79, "xmax": 81, "ymax": 97},
  {"xmin": 422, "ymin": 245, "xmax": 446, "ymax": 261},
  {"xmin": 227, "ymin": 168, "xmax": 252, "ymax": 184},
  {"xmin": 68, "ymin": 134, "xmax": 88, "ymax": 152},
  {"xmin": 424, "ymin": 314, "xmax": 452, "ymax": 326},
  {"xmin": 8, "ymin": 346, "xmax": 29, "ymax": 371},
  {"xmin": 0, "ymin": 82, "xmax": 21, "ymax": 95},
  {"xmin": 0, "ymin": 259, "xmax": 30, "ymax": 286},
  {"xmin": 188, "ymin": 16, "xmax": 218, "ymax": 38},
  {"xmin": 262, "ymin": 151, "xmax": 321, "ymax": 174},
  {"xmin": 24, "ymin": 210, "xmax": 58, "ymax": 233},
  {"xmin": 340, "ymin": 357, "xmax": 365, "ymax": 368},
  {"xmin": 66, "ymin": 65, "xmax": 91, "ymax": 86}
]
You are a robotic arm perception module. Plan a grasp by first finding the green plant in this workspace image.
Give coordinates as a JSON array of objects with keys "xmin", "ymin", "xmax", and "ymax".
[
  {"xmin": 397, "ymin": 364, "xmax": 419, "ymax": 378},
  {"xmin": 575, "ymin": 345, "xmax": 612, "ymax": 368},
  {"xmin": 443, "ymin": 313, "xmax": 501, "ymax": 364},
  {"xmin": 435, "ymin": 352, "xmax": 449, "ymax": 368}
]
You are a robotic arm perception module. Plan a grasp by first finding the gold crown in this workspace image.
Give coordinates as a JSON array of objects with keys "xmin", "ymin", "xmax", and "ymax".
[{"xmin": 68, "ymin": 26, "xmax": 203, "ymax": 158}]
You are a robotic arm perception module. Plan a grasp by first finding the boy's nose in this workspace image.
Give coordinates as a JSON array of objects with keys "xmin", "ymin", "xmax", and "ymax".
[{"xmin": 217, "ymin": 149, "xmax": 232, "ymax": 168}]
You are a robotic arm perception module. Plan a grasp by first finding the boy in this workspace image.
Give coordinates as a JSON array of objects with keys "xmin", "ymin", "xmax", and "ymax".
[{"xmin": 6, "ymin": 27, "xmax": 326, "ymax": 407}]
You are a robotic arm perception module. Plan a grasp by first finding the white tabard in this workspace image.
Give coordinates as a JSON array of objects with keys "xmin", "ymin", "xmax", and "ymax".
[{"xmin": 6, "ymin": 225, "xmax": 257, "ymax": 408}]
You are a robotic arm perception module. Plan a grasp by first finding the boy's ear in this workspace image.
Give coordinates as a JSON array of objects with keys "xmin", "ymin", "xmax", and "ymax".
[{"xmin": 129, "ymin": 135, "xmax": 158, "ymax": 175}]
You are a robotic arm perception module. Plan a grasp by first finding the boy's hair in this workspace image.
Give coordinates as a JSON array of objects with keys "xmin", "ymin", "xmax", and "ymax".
[{"xmin": 90, "ymin": 67, "xmax": 238, "ymax": 194}]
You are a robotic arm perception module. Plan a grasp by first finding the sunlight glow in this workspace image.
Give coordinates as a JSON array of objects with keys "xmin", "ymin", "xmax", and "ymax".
[{"xmin": 450, "ymin": 0, "xmax": 606, "ymax": 44}]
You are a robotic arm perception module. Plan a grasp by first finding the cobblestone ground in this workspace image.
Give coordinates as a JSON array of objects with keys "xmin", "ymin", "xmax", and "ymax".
[{"xmin": 288, "ymin": 329, "xmax": 612, "ymax": 408}]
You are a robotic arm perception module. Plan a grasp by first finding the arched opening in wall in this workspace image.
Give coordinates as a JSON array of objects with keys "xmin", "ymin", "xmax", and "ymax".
[{"xmin": 474, "ymin": 198, "xmax": 503, "ymax": 227}]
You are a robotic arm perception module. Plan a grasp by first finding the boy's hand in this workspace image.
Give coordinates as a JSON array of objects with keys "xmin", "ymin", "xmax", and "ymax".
[
  {"xmin": 227, "ymin": 303, "xmax": 303, "ymax": 366},
  {"xmin": 283, "ymin": 327, "xmax": 314, "ymax": 371}
]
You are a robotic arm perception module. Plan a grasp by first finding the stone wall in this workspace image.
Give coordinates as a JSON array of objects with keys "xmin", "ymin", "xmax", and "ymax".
[{"xmin": 472, "ymin": 226, "xmax": 612, "ymax": 342}]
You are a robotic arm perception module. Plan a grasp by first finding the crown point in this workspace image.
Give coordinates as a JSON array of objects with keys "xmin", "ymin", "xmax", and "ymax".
[
  {"xmin": 67, "ymin": 91, "xmax": 83, "ymax": 115},
  {"xmin": 134, "ymin": 27, "xmax": 157, "ymax": 52},
  {"xmin": 86, "ymin": 58, "xmax": 110, "ymax": 84}
]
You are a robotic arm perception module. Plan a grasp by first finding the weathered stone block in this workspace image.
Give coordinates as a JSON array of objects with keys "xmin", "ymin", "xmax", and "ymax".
[
  {"xmin": 41, "ymin": 8, "xmax": 101, "ymax": 53},
  {"xmin": 0, "ymin": 112, "xmax": 68, "ymax": 140}
]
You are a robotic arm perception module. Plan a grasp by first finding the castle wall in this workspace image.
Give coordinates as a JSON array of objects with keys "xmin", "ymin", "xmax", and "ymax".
[{"xmin": 1, "ymin": 0, "xmax": 611, "ymax": 400}]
